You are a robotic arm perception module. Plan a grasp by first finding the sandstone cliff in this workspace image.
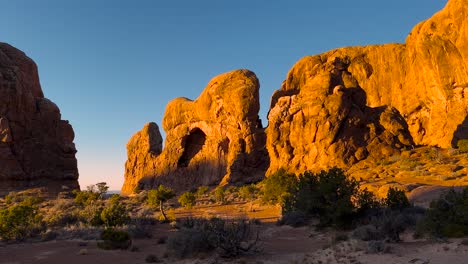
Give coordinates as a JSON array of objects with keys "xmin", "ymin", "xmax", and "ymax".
[
  {"xmin": 267, "ymin": 0, "xmax": 468, "ymax": 174},
  {"xmin": 0, "ymin": 43, "xmax": 79, "ymax": 195},
  {"xmin": 122, "ymin": 70, "xmax": 268, "ymax": 194}
]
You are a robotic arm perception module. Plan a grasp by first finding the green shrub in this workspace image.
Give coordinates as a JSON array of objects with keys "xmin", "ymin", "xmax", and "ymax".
[
  {"xmin": 73, "ymin": 190, "xmax": 99, "ymax": 206},
  {"xmin": 214, "ymin": 187, "xmax": 226, "ymax": 204},
  {"xmin": 384, "ymin": 187, "xmax": 410, "ymax": 210},
  {"xmin": 239, "ymin": 184, "xmax": 258, "ymax": 201},
  {"xmin": 457, "ymin": 139, "xmax": 468, "ymax": 153},
  {"xmin": 79, "ymin": 203, "xmax": 104, "ymax": 226},
  {"xmin": 98, "ymin": 229, "xmax": 131, "ymax": 250},
  {"xmin": 196, "ymin": 186, "xmax": 209, "ymax": 198},
  {"xmin": 178, "ymin": 192, "xmax": 196, "ymax": 209},
  {"xmin": 4, "ymin": 192, "xmax": 44, "ymax": 206},
  {"xmin": 283, "ymin": 168, "xmax": 361, "ymax": 229},
  {"xmin": 261, "ymin": 168, "xmax": 297, "ymax": 205},
  {"xmin": 0, "ymin": 203, "xmax": 42, "ymax": 241},
  {"xmin": 416, "ymin": 187, "xmax": 468, "ymax": 238},
  {"xmin": 101, "ymin": 196, "xmax": 130, "ymax": 227}
]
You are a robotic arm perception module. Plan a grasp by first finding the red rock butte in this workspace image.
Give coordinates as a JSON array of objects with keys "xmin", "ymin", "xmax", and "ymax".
[
  {"xmin": 0, "ymin": 43, "xmax": 79, "ymax": 195},
  {"xmin": 123, "ymin": 0, "xmax": 468, "ymax": 193}
]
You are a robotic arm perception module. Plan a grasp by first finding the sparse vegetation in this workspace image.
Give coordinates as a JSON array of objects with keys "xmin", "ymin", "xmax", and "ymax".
[
  {"xmin": 457, "ymin": 139, "xmax": 468, "ymax": 153},
  {"xmin": 195, "ymin": 186, "xmax": 209, "ymax": 198},
  {"xmin": 167, "ymin": 217, "xmax": 260, "ymax": 258},
  {"xmin": 178, "ymin": 191, "xmax": 196, "ymax": 209},
  {"xmin": 416, "ymin": 187, "xmax": 468, "ymax": 238}
]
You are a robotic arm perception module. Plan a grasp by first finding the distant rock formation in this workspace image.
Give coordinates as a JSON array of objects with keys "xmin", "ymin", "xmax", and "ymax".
[
  {"xmin": 0, "ymin": 43, "xmax": 79, "ymax": 195},
  {"xmin": 122, "ymin": 69, "xmax": 269, "ymax": 194},
  {"xmin": 267, "ymin": 0, "xmax": 468, "ymax": 174}
]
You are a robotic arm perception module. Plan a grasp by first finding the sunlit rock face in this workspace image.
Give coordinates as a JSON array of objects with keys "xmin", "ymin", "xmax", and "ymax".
[
  {"xmin": 0, "ymin": 43, "xmax": 79, "ymax": 195},
  {"xmin": 122, "ymin": 69, "xmax": 269, "ymax": 194},
  {"xmin": 267, "ymin": 0, "xmax": 468, "ymax": 175}
]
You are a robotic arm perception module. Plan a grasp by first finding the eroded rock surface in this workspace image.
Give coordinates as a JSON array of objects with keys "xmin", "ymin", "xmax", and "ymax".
[
  {"xmin": 122, "ymin": 69, "xmax": 268, "ymax": 194},
  {"xmin": 267, "ymin": 0, "xmax": 468, "ymax": 175},
  {"xmin": 0, "ymin": 43, "xmax": 79, "ymax": 195}
]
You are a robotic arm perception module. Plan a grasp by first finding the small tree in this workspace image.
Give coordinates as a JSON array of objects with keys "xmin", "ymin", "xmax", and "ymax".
[
  {"xmin": 96, "ymin": 182, "xmax": 109, "ymax": 198},
  {"xmin": 147, "ymin": 185, "xmax": 176, "ymax": 221},
  {"xmin": 178, "ymin": 192, "xmax": 196, "ymax": 209},
  {"xmin": 385, "ymin": 187, "xmax": 410, "ymax": 210},
  {"xmin": 214, "ymin": 187, "xmax": 226, "ymax": 204}
]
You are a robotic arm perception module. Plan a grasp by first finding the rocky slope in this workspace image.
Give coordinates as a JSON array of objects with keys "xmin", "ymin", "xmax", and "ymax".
[
  {"xmin": 122, "ymin": 69, "xmax": 268, "ymax": 194},
  {"xmin": 267, "ymin": 0, "xmax": 468, "ymax": 175},
  {"xmin": 0, "ymin": 43, "xmax": 79, "ymax": 195}
]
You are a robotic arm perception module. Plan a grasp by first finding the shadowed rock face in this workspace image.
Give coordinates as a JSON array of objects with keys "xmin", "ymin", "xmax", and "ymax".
[
  {"xmin": 122, "ymin": 69, "xmax": 269, "ymax": 194},
  {"xmin": 267, "ymin": 0, "xmax": 468, "ymax": 175},
  {"xmin": 0, "ymin": 43, "xmax": 79, "ymax": 195}
]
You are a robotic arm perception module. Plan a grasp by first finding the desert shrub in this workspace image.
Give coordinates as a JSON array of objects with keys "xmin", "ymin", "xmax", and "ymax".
[
  {"xmin": 73, "ymin": 190, "xmax": 99, "ymax": 206},
  {"xmin": 351, "ymin": 225, "xmax": 381, "ymax": 241},
  {"xmin": 366, "ymin": 240, "xmax": 390, "ymax": 254},
  {"xmin": 371, "ymin": 209, "xmax": 417, "ymax": 242},
  {"xmin": 226, "ymin": 186, "xmax": 238, "ymax": 194},
  {"xmin": 457, "ymin": 139, "xmax": 468, "ymax": 153},
  {"xmin": 98, "ymin": 229, "xmax": 131, "ymax": 250},
  {"xmin": 384, "ymin": 187, "xmax": 410, "ymax": 210},
  {"xmin": 214, "ymin": 187, "xmax": 226, "ymax": 204},
  {"xmin": 167, "ymin": 217, "xmax": 260, "ymax": 258},
  {"xmin": 100, "ymin": 196, "xmax": 130, "ymax": 227},
  {"xmin": 261, "ymin": 168, "xmax": 297, "ymax": 205},
  {"xmin": 79, "ymin": 203, "xmax": 104, "ymax": 226},
  {"xmin": 239, "ymin": 184, "xmax": 258, "ymax": 201},
  {"xmin": 4, "ymin": 192, "xmax": 44, "ymax": 206},
  {"xmin": 196, "ymin": 186, "xmax": 209, "ymax": 198},
  {"xmin": 283, "ymin": 168, "xmax": 361, "ymax": 229},
  {"xmin": 147, "ymin": 185, "xmax": 175, "ymax": 222},
  {"xmin": 416, "ymin": 187, "xmax": 468, "ymax": 238},
  {"xmin": 277, "ymin": 211, "xmax": 308, "ymax": 227},
  {"xmin": 0, "ymin": 203, "xmax": 42, "ymax": 241},
  {"xmin": 145, "ymin": 254, "xmax": 160, "ymax": 263},
  {"xmin": 178, "ymin": 192, "xmax": 196, "ymax": 209}
]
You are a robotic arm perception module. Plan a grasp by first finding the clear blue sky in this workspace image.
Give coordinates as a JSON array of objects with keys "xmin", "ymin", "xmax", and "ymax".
[{"xmin": 1, "ymin": 0, "xmax": 447, "ymax": 190}]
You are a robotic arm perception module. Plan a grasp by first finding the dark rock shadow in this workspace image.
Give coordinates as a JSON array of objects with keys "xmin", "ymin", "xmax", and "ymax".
[{"xmin": 451, "ymin": 115, "xmax": 468, "ymax": 147}]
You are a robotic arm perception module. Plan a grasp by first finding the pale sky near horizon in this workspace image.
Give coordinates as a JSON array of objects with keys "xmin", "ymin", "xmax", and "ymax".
[{"xmin": 1, "ymin": 0, "xmax": 447, "ymax": 190}]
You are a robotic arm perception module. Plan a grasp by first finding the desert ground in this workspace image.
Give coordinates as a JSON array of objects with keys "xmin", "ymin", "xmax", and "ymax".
[{"xmin": 0, "ymin": 197, "xmax": 467, "ymax": 264}]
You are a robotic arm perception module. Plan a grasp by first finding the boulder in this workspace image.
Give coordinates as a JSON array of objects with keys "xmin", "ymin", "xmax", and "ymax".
[
  {"xmin": 122, "ymin": 69, "xmax": 269, "ymax": 194},
  {"xmin": 0, "ymin": 43, "xmax": 79, "ymax": 196}
]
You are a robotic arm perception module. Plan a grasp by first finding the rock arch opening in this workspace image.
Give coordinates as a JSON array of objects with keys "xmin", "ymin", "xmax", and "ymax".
[{"xmin": 178, "ymin": 128, "xmax": 206, "ymax": 168}]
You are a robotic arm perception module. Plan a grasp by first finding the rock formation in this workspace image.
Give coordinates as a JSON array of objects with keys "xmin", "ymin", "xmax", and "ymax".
[
  {"xmin": 267, "ymin": 0, "xmax": 468, "ymax": 175},
  {"xmin": 122, "ymin": 69, "xmax": 268, "ymax": 194},
  {"xmin": 0, "ymin": 43, "xmax": 79, "ymax": 195}
]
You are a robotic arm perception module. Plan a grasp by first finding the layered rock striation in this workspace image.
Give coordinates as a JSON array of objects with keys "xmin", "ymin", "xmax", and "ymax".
[
  {"xmin": 122, "ymin": 69, "xmax": 268, "ymax": 194},
  {"xmin": 0, "ymin": 43, "xmax": 79, "ymax": 195},
  {"xmin": 267, "ymin": 0, "xmax": 468, "ymax": 174}
]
